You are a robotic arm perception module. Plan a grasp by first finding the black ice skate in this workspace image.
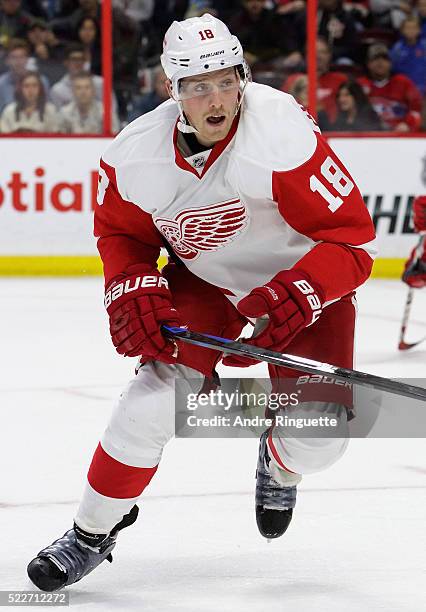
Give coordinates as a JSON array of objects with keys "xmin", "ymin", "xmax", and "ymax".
[
  {"xmin": 27, "ymin": 505, "xmax": 139, "ymax": 591},
  {"xmin": 256, "ymin": 431, "xmax": 299, "ymax": 539}
]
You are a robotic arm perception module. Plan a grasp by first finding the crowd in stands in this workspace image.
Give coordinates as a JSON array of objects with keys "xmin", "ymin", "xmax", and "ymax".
[{"xmin": 0, "ymin": 0, "xmax": 426, "ymax": 134}]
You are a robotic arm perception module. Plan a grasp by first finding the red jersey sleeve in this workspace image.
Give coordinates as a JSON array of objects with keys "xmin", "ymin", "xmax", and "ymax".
[
  {"xmin": 272, "ymin": 133, "xmax": 377, "ymax": 302},
  {"xmin": 94, "ymin": 158, "xmax": 164, "ymax": 286}
]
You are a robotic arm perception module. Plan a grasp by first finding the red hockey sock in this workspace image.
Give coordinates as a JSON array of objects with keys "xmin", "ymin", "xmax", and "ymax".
[{"xmin": 87, "ymin": 443, "xmax": 158, "ymax": 499}]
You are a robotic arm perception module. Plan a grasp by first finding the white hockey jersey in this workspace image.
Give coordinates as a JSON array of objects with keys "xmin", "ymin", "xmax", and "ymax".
[{"xmin": 95, "ymin": 82, "xmax": 377, "ymax": 304}]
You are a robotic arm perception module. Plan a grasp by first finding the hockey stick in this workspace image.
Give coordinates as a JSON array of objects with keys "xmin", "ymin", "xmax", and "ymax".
[
  {"xmin": 162, "ymin": 325, "xmax": 426, "ymax": 402},
  {"xmin": 398, "ymin": 234, "xmax": 426, "ymax": 351}
]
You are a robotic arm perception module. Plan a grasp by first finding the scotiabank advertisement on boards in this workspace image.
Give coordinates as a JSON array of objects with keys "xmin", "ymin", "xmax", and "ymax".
[
  {"xmin": 0, "ymin": 138, "xmax": 105, "ymax": 256},
  {"xmin": 0, "ymin": 137, "xmax": 425, "ymax": 258}
]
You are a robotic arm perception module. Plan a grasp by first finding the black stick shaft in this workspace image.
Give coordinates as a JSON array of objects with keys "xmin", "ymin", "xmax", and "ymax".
[{"xmin": 162, "ymin": 326, "xmax": 426, "ymax": 402}]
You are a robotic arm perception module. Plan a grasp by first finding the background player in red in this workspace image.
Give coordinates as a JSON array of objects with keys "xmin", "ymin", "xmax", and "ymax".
[
  {"xmin": 402, "ymin": 196, "xmax": 426, "ymax": 287},
  {"xmin": 27, "ymin": 14, "xmax": 376, "ymax": 592}
]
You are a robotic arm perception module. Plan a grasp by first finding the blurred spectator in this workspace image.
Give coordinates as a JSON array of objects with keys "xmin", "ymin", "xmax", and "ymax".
[
  {"xmin": 228, "ymin": 0, "xmax": 301, "ymax": 67},
  {"xmin": 0, "ymin": 69, "xmax": 58, "ymax": 131},
  {"xmin": 152, "ymin": 0, "xmax": 189, "ymax": 38},
  {"xmin": 59, "ymin": 71, "xmax": 119, "ymax": 133},
  {"xmin": 110, "ymin": 4, "xmax": 141, "ymax": 106},
  {"xmin": 27, "ymin": 19, "xmax": 66, "ymax": 84},
  {"xmin": 127, "ymin": 64, "xmax": 168, "ymax": 121},
  {"xmin": 51, "ymin": 0, "xmax": 140, "ymax": 92},
  {"xmin": 212, "ymin": 1, "xmax": 242, "ymax": 22},
  {"xmin": 0, "ymin": 0, "xmax": 33, "ymax": 51},
  {"xmin": 415, "ymin": 0, "xmax": 426, "ymax": 35},
  {"xmin": 291, "ymin": 0, "xmax": 361, "ymax": 64},
  {"xmin": 112, "ymin": 0, "xmax": 154, "ymax": 22},
  {"xmin": 76, "ymin": 16, "xmax": 101, "ymax": 74},
  {"xmin": 22, "ymin": 1, "xmax": 48, "ymax": 19},
  {"xmin": 0, "ymin": 38, "xmax": 49, "ymax": 111},
  {"xmin": 343, "ymin": 1, "xmax": 371, "ymax": 28},
  {"xmin": 274, "ymin": 1, "xmax": 306, "ymax": 53},
  {"xmin": 275, "ymin": 0, "xmax": 306, "ymax": 18},
  {"xmin": 287, "ymin": 73, "xmax": 330, "ymax": 126},
  {"xmin": 369, "ymin": 0, "xmax": 412, "ymax": 30},
  {"xmin": 288, "ymin": 73, "xmax": 309, "ymax": 105},
  {"xmin": 51, "ymin": 0, "xmax": 99, "ymax": 39},
  {"xmin": 321, "ymin": 80, "xmax": 383, "ymax": 130},
  {"xmin": 112, "ymin": 0, "xmax": 159, "ymax": 70},
  {"xmin": 390, "ymin": 14, "xmax": 426, "ymax": 94},
  {"xmin": 358, "ymin": 42, "xmax": 422, "ymax": 131},
  {"xmin": 278, "ymin": 2, "xmax": 303, "ymax": 49},
  {"xmin": 318, "ymin": 0, "xmax": 359, "ymax": 62},
  {"xmin": 38, "ymin": 0, "xmax": 77, "ymax": 21},
  {"xmin": 50, "ymin": 43, "xmax": 107, "ymax": 107},
  {"xmin": 282, "ymin": 38, "xmax": 347, "ymax": 122}
]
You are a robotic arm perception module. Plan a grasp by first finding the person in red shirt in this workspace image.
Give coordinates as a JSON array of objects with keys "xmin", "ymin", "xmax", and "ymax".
[
  {"xmin": 282, "ymin": 37, "xmax": 347, "ymax": 122},
  {"xmin": 358, "ymin": 43, "xmax": 422, "ymax": 132}
]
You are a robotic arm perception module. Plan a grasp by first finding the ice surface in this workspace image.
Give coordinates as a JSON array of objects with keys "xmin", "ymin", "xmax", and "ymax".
[{"xmin": 1, "ymin": 278, "xmax": 425, "ymax": 611}]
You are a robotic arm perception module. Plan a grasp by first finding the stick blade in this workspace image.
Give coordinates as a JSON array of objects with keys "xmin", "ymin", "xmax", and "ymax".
[{"xmin": 398, "ymin": 338, "xmax": 425, "ymax": 351}]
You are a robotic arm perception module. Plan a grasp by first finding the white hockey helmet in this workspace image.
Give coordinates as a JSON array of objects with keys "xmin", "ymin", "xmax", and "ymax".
[{"xmin": 161, "ymin": 14, "xmax": 250, "ymax": 132}]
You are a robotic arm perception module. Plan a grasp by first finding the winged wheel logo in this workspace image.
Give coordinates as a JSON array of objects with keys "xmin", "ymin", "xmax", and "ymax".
[{"xmin": 155, "ymin": 199, "xmax": 248, "ymax": 260}]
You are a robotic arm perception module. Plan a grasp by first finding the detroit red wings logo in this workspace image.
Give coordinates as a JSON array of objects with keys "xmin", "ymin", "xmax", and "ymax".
[{"xmin": 155, "ymin": 199, "xmax": 248, "ymax": 260}]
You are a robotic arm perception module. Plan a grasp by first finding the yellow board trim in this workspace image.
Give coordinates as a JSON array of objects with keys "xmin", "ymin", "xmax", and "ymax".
[
  {"xmin": 371, "ymin": 258, "xmax": 404, "ymax": 278},
  {"xmin": 0, "ymin": 256, "xmax": 405, "ymax": 278},
  {"xmin": 0, "ymin": 255, "xmax": 170, "ymax": 275}
]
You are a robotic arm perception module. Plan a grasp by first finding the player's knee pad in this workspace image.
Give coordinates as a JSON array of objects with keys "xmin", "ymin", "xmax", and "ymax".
[
  {"xmin": 269, "ymin": 402, "xmax": 349, "ymax": 474},
  {"xmin": 102, "ymin": 361, "xmax": 203, "ymax": 466}
]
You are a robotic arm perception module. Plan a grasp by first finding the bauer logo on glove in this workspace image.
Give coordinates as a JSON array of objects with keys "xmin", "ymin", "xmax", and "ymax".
[
  {"xmin": 104, "ymin": 264, "xmax": 181, "ymax": 360},
  {"xmin": 292, "ymin": 279, "xmax": 322, "ymax": 325},
  {"xmin": 223, "ymin": 269, "xmax": 324, "ymax": 367},
  {"xmin": 104, "ymin": 275, "xmax": 169, "ymax": 308}
]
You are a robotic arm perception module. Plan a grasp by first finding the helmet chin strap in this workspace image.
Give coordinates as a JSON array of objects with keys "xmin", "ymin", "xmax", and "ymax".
[
  {"xmin": 177, "ymin": 120, "xmax": 199, "ymax": 134},
  {"xmin": 177, "ymin": 104, "xmax": 199, "ymax": 134}
]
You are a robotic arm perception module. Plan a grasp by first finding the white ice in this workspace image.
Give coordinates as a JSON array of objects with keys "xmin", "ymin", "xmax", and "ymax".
[{"xmin": 1, "ymin": 278, "xmax": 425, "ymax": 611}]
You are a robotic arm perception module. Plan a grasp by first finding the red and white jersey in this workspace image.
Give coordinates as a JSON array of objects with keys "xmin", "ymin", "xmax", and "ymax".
[{"xmin": 95, "ymin": 82, "xmax": 377, "ymax": 305}]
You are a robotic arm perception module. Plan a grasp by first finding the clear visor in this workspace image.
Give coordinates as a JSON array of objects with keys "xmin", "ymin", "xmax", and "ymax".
[{"xmin": 177, "ymin": 75, "xmax": 240, "ymax": 101}]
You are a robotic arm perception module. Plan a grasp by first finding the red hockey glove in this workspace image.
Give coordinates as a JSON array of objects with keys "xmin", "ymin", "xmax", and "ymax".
[
  {"xmin": 402, "ymin": 243, "xmax": 426, "ymax": 288},
  {"xmin": 104, "ymin": 264, "xmax": 181, "ymax": 361},
  {"xmin": 222, "ymin": 269, "xmax": 324, "ymax": 367},
  {"xmin": 412, "ymin": 196, "xmax": 426, "ymax": 233}
]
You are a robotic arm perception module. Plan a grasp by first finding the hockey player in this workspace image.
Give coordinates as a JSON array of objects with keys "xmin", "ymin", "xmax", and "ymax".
[
  {"xmin": 402, "ymin": 195, "xmax": 426, "ymax": 288},
  {"xmin": 28, "ymin": 14, "xmax": 377, "ymax": 592}
]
